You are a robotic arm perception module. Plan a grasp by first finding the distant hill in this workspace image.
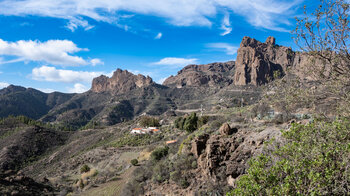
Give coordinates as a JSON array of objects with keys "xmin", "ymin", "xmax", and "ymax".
[{"xmin": 0, "ymin": 85, "xmax": 74, "ymax": 119}]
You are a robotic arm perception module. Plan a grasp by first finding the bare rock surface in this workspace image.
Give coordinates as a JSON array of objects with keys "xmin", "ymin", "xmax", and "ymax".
[
  {"xmin": 91, "ymin": 69, "xmax": 154, "ymax": 93},
  {"xmin": 219, "ymin": 123, "xmax": 238, "ymax": 135},
  {"xmin": 234, "ymin": 36, "xmax": 295, "ymax": 85},
  {"xmin": 163, "ymin": 61, "xmax": 235, "ymax": 88}
]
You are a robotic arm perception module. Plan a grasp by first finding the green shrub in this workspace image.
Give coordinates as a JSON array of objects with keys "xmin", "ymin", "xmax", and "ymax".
[
  {"xmin": 130, "ymin": 159, "xmax": 138, "ymax": 166},
  {"xmin": 170, "ymin": 170, "xmax": 181, "ymax": 183},
  {"xmin": 183, "ymin": 113, "xmax": 198, "ymax": 133},
  {"xmin": 151, "ymin": 146, "xmax": 169, "ymax": 161},
  {"xmin": 109, "ymin": 133, "xmax": 163, "ymax": 147},
  {"xmin": 152, "ymin": 161, "xmax": 170, "ymax": 183},
  {"xmin": 174, "ymin": 116, "xmax": 185, "ymax": 129},
  {"xmin": 228, "ymin": 119, "xmax": 350, "ymax": 195},
  {"xmin": 175, "ymin": 113, "xmax": 208, "ymax": 133},
  {"xmin": 80, "ymin": 164, "xmax": 90, "ymax": 173},
  {"xmin": 197, "ymin": 116, "xmax": 209, "ymax": 127},
  {"xmin": 139, "ymin": 116, "xmax": 160, "ymax": 127},
  {"xmin": 180, "ymin": 178, "xmax": 190, "ymax": 188}
]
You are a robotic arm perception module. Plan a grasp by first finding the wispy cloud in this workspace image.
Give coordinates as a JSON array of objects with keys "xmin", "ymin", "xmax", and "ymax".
[
  {"xmin": 153, "ymin": 57, "xmax": 198, "ymax": 68},
  {"xmin": 206, "ymin": 43, "xmax": 238, "ymax": 55},
  {"xmin": 90, "ymin": 58, "xmax": 104, "ymax": 66},
  {"xmin": 67, "ymin": 83, "xmax": 88, "ymax": 93},
  {"xmin": 31, "ymin": 66, "xmax": 106, "ymax": 83},
  {"xmin": 0, "ymin": 38, "xmax": 103, "ymax": 66},
  {"xmin": 0, "ymin": 82, "xmax": 9, "ymax": 89},
  {"xmin": 220, "ymin": 13, "xmax": 232, "ymax": 36},
  {"xmin": 155, "ymin": 32, "xmax": 163, "ymax": 40},
  {"xmin": 0, "ymin": 0, "xmax": 302, "ymax": 32},
  {"xmin": 66, "ymin": 17, "xmax": 95, "ymax": 32}
]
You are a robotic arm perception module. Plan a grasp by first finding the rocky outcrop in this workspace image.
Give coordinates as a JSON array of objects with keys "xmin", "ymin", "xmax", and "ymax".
[
  {"xmin": 0, "ymin": 170, "xmax": 54, "ymax": 195},
  {"xmin": 219, "ymin": 123, "xmax": 238, "ymax": 135},
  {"xmin": 234, "ymin": 36, "xmax": 295, "ymax": 85},
  {"xmin": 91, "ymin": 69, "xmax": 154, "ymax": 93},
  {"xmin": 190, "ymin": 126, "xmax": 281, "ymax": 187},
  {"xmin": 191, "ymin": 134, "xmax": 209, "ymax": 158},
  {"xmin": 163, "ymin": 62, "xmax": 235, "ymax": 88}
]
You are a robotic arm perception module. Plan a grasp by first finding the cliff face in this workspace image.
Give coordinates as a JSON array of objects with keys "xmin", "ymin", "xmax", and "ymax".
[
  {"xmin": 163, "ymin": 36, "xmax": 301, "ymax": 87},
  {"xmin": 163, "ymin": 61, "xmax": 235, "ymax": 88},
  {"xmin": 91, "ymin": 69, "xmax": 154, "ymax": 93},
  {"xmin": 234, "ymin": 36, "xmax": 295, "ymax": 85}
]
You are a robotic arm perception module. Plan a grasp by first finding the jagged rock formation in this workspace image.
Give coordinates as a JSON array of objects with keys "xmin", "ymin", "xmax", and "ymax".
[
  {"xmin": 163, "ymin": 62, "xmax": 235, "ymax": 88},
  {"xmin": 190, "ymin": 125, "xmax": 281, "ymax": 188},
  {"xmin": 234, "ymin": 36, "xmax": 294, "ymax": 85},
  {"xmin": 91, "ymin": 69, "xmax": 154, "ymax": 93}
]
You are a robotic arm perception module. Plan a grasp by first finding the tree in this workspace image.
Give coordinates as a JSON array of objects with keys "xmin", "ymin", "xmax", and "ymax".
[
  {"xmin": 183, "ymin": 113, "xmax": 198, "ymax": 133},
  {"xmin": 139, "ymin": 116, "xmax": 160, "ymax": 127},
  {"xmin": 293, "ymin": 0, "xmax": 350, "ymax": 117},
  {"xmin": 293, "ymin": 0, "xmax": 350, "ymax": 78}
]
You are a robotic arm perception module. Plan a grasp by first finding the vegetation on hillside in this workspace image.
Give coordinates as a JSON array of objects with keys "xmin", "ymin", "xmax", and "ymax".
[
  {"xmin": 139, "ymin": 116, "xmax": 160, "ymax": 127},
  {"xmin": 228, "ymin": 119, "xmax": 350, "ymax": 195},
  {"xmin": 174, "ymin": 113, "xmax": 208, "ymax": 133}
]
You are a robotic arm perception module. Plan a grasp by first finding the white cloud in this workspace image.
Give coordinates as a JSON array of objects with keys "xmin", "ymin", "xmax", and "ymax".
[
  {"xmin": 220, "ymin": 13, "xmax": 232, "ymax": 36},
  {"xmin": 0, "ymin": 0, "xmax": 302, "ymax": 32},
  {"xmin": 216, "ymin": 0, "xmax": 303, "ymax": 32},
  {"xmin": 32, "ymin": 66, "xmax": 105, "ymax": 83},
  {"xmin": 66, "ymin": 17, "xmax": 95, "ymax": 32},
  {"xmin": 0, "ymin": 38, "xmax": 100, "ymax": 66},
  {"xmin": 153, "ymin": 57, "xmax": 198, "ymax": 68},
  {"xmin": 67, "ymin": 83, "xmax": 88, "ymax": 93},
  {"xmin": 0, "ymin": 82, "xmax": 9, "ymax": 89},
  {"xmin": 37, "ymin": 88, "xmax": 56, "ymax": 93},
  {"xmin": 206, "ymin": 43, "xmax": 238, "ymax": 55},
  {"xmin": 90, "ymin": 58, "xmax": 104, "ymax": 66},
  {"xmin": 155, "ymin": 32, "xmax": 163, "ymax": 39},
  {"xmin": 157, "ymin": 77, "xmax": 167, "ymax": 84}
]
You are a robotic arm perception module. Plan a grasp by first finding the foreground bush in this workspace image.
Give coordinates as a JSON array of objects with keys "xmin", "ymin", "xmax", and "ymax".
[{"xmin": 228, "ymin": 119, "xmax": 350, "ymax": 195}]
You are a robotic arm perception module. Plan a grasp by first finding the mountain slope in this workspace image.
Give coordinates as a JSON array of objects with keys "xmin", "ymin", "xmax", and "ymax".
[{"xmin": 0, "ymin": 85, "xmax": 74, "ymax": 119}]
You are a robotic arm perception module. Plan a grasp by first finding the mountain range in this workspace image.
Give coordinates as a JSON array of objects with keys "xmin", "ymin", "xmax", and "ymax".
[{"xmin": 0, "ymin": 36, "xmax": 312, "ymax": 129}]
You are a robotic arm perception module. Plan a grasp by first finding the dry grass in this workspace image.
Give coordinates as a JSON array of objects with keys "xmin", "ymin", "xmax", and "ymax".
[
  {"xmin": 138, "ymin": 149, "xmax": 152, "ymax": 161},
  {"xmin": 81, "ymin": 167, "xmax": 136, "ymax": 196}
]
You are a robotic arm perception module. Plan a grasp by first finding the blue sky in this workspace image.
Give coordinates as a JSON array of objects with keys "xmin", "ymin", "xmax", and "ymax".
[{"xmin": 0, "ymin": 0, "xmax": 314, "ymax": 93}]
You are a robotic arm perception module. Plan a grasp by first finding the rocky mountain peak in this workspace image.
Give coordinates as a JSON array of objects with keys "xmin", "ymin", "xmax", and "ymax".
[
  {"xmin": 91, "ymin": 68, "xmax": 154, "ymax": 93},
  {"xmin": 163, "ymin": 61, "xmax": 235, "ymax": 88},
  {"xmin": 265, "ymin": 36, "xmax": 276, "ymax": 45},
  {"xmin": 0, "ymin": 85, "xmax": 26, "ymax": 95},
  {"xmin": 234, "ymin": 36, "xmax": 294, "ymax": 86}
]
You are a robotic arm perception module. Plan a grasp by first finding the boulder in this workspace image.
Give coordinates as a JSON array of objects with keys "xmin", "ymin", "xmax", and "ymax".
[{"xmin": 219, "ymin": 123, "xmax": 238, "ymax": 135}]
